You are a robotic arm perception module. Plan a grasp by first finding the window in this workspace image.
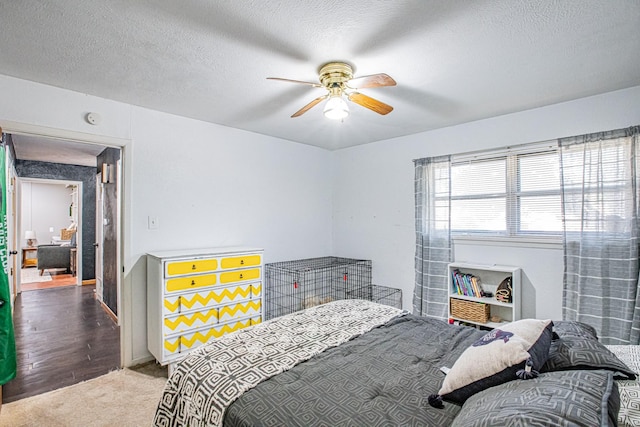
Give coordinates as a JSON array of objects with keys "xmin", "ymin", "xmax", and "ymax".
[
  {"xmin": 560, "ymin": 138, "xmax": 634, "ymax": 234},
  {"xmin": 448, "ymin": 145, "xmax": 562, "ymax": 238}
]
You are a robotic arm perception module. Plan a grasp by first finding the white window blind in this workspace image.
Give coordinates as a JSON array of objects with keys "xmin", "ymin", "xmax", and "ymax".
[{"xmin": 449, "ymin": 143, "xmax": 561, "ymax": 238}]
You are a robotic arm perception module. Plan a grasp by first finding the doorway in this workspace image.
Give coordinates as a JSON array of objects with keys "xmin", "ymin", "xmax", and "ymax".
[
  {"xmin": 19, "ymin": 178, "xmax": 82, "ymax": 292},
  {"xmin": 1, "ymin": 128, "xmax": 125, "ymax": 402}
]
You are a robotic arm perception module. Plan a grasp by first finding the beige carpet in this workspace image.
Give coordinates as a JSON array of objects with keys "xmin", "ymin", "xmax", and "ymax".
[
  {"xmin": 20, "ymin": 268, "xmax": 51, "ymax": 283},
  {"xmin": 0, "ymin": 367, "xmax": 168, "ymax": 427}
]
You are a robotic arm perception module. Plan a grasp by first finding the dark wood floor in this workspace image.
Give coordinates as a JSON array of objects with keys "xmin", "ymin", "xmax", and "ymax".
[{"xmin": 2, "ymin": 285, "xmax": 120, "ymax": 403}]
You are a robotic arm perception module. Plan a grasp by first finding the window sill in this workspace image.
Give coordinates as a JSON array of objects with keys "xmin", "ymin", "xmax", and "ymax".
[{"xmin": 453, "ymin": 235, "xmax": 563, "ymax": 249}]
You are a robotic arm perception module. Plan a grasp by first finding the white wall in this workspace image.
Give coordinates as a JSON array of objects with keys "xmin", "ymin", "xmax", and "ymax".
[
  {"xmin": 332, "ymin": 85, "xmax": 640, "ymax": 319},
  {"xmin": 0, "ymin": 74, "xmax": 333, "ymax": 366},
  {"xmin": 126, "ymin": 107, "xmax": 333, "ymax": 362},
  {"xmin": 21, "ymin": 181, "xmax": 71, "ymax": 247}
]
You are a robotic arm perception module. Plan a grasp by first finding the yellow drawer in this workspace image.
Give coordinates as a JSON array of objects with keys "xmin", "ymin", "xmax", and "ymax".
[
  {"xmin": 220, "ymin": 254, "xmax": 261, "ymax": 269},
  {"xmin": 219, "ymin": 268, "xmax": 260, "ymax": 284},
  {"xmin": 166, "ymin": 273, "xmax": 217, "ymax": 292},
  {"xmin": 163, "ymin": 308, "xmax": 219, "ymax": 335},
  {"xmin": 219, "ymin": 300, "xmax": 261, "ymax": 322},
  {"xmin": 179, "ymin": 319, "xmax": 253, "ymax": 351},
  {"xmin": 166, "ymin": 258, "xmax": 218, "ymax": 277}
]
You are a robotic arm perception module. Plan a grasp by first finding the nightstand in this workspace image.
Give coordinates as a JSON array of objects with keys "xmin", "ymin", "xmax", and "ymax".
[{"xmin": 22, "ymin": 247, "xmax": 38, "ymax": 268}]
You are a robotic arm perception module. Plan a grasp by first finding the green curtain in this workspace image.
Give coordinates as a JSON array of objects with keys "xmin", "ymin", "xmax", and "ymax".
[{"xmin": 0, "ymin": 143, "xmax": 16, "ymax": 385}]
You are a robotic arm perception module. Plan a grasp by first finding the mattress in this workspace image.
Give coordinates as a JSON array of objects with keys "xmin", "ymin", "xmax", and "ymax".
[{"xmin": 607, "ymin": 345, "xmax": 640, "ymax": 427}]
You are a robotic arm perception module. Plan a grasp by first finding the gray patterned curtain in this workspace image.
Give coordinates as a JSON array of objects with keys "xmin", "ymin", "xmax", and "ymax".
[
  {"xmin": 413, "ymin": 156, "xmax": 452, "ymax": 318},
  {"xmin": 560, "ymin": 126, "xmax": 640, "ymax": 344}
]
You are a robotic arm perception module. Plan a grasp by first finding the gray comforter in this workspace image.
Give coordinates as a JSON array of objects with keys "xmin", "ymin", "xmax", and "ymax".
[
  {"xmin": 156, "ymin": 304, "xmax": 624, "ymax": 427},
  {"xmin": 224, "ymin": 315, "xmax": 484, "ymax": 427}
]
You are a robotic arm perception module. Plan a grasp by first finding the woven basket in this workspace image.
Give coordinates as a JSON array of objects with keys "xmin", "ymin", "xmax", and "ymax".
[
  {"xmin": 61, "ymin": 229, "xmax": 75, "ymax": 240},
  {"xmin": 450, "ymin": 298, "xmax": 490, "ymax": 324}
]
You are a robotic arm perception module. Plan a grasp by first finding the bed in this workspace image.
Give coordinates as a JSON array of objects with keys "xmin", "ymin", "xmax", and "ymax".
[{"xmin": 153, "ymin": 299, "xmax": 637, "ymax": 427}]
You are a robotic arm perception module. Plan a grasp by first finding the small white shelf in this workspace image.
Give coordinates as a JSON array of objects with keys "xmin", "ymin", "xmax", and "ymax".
[{"xmin": 448, "ymin": 262, "xmax": 521, "ymax": 328}]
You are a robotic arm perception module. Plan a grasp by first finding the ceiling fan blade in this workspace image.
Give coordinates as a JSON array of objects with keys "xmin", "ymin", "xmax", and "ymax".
[
  {"xmin": 291, "ymin": 95, "xmax": 328, "ymax": 117},
  {"xmin": 347, "ymin": 92, "xmax": 393, "ymax": 115},
  {"xmin": 267, "ymin": 77, "xmax": 323, "ymax": 88},
  {"xmin": 347, "ymin": 73, "xmax": 396, "ymax": 89}
]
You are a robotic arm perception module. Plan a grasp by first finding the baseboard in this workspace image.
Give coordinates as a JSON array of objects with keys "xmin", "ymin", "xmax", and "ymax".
[
  {"xmin": 100, "ymin": 300, "xmax": 118, "ymax": 324},
  {"xmin": 82, "ymin": 279, "xmax": 96, "ymax": 286},
  {"xmin": 127, "ymin": 355, "xmax": 156, "ymax": 369}
]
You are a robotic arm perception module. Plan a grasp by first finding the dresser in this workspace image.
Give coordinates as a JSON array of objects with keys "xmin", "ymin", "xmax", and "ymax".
[{"xmin": 147, "ymin": 247, "xmax": 263, "ymax": 366}]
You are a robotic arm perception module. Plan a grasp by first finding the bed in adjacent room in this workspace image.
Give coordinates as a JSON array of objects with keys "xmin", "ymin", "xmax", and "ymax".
[{"xmin": 153, "ymin": 299, "xmax": 637, "ymax": 427}]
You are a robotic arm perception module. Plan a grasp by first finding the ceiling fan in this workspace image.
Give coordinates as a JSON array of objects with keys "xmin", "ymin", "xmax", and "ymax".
[{"xmin": 267, "ymin": 62, "xmax": 396, "ymax": 120}]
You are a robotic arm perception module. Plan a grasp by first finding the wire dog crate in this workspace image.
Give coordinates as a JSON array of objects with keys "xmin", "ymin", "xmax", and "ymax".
[
  {"xmin": 371, "ymin": 285, "xmax": 402, "ymax": 310},
  {"xmin": 264, "ymin": 257, "xmax": 373, "ymax": 320},
  {"xmin": 264, "ymin": 257, "xmax": 403, "ymax": 319}
]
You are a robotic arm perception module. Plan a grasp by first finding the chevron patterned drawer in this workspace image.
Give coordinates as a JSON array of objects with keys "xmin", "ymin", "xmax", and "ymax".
[
  {"xmin": 165, "ymin": 258, "xmax": 218, "ymax": 277},
  {"xmin": 218, "ymin": 300, "xmax": 261, "ymax": 322},
  {"xmin": 250, "ymin": 283, "xmax": 261, "ymax": 299},
  {"xmin": 163, "ymin": 307, "xmax": 219, "ymax": 335},
  {"xmin": 178, "ymin": 318, "xmax": 253, "ymax": 353},
  {"xmin": 163, "ymin": 284, "xmax": 253, "ymax": 315},
  {"xmin": 163, "ymin": 336, "xmax": 182, "ymax": 358},
  {"xmin": 163, "ymin": 296, "xmax": 182, "ymax": 314}
]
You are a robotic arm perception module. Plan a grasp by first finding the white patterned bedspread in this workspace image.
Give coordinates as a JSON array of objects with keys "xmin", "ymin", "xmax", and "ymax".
[
  {"xmin": 607, "ymin": 345, "xmax": 640, "ymax": 427},
  {"xmin": 153, "ymin": 299, "xmax": 404, "ymax": 427}
]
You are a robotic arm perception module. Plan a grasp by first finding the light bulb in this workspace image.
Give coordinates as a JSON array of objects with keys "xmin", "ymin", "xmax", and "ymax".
[{"xmin": 323, "ymin": 95, "xmax": 349, "ymax": 120}]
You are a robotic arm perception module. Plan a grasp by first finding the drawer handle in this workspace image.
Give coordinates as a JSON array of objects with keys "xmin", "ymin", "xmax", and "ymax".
[
  {"xmin": 239, "ymin": 273, "xmax": 243, "ymax": 279},
  {"xmin": 191, "ymin": 280, "xmax": 196, "ymax": 286},
  {"xmin": 192, "ymin": 264, "xmax": 196, "ymax": 270},
  {"xmin": 240, "ymin": 259, "xmax": 244, "ymax": 265}
]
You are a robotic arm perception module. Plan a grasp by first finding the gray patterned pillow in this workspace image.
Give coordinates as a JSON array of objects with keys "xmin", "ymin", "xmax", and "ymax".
[
  {"xmin": 542, "ymin": 336, "xmax": 636, "ymax": 380},
  {"xmin": 552, "ymin": 320, "xmax": 598, "ymax": 339},
  {"xmin": 541, "ymin": 320, "xmax": 636, "ymax": 380},
  {"xmin": 451, "ymin": 370, "xmax": 620, "ymax": 427}
]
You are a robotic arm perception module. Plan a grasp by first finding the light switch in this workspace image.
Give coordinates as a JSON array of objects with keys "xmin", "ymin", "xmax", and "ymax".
[{"xmin": 148, "ymin": 216, "xmax": 159, "ymax": 230}]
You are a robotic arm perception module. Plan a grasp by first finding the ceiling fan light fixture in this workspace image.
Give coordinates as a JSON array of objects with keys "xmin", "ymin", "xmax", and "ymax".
[
  {"xmin": 269, "ymin": 61, "xmax": 395, "ymax": 118},
  {"xmin": 323, "ymin": 95, "xmax": 349, "ymax": 120}
]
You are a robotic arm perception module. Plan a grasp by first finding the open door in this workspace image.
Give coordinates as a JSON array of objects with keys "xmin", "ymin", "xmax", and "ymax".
[
  {"xmin": 0, "ymin": 129, "xmax": 17, "ymax": 302},
  {"xmin": 96, "ymin": 149, "xmax": 120, "ymax": 320},
  {"xmin": 0, "ymin": 129, "xmax": 17, "ymax": 405},
  {"xmin": 6, "ymin": 157, "xmax": 17, "ymax": 299}
]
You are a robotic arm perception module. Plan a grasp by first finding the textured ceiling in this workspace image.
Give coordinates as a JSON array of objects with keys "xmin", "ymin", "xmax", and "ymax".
[
  {"xmin": 1, "ymin": 0, "xmax": 639, "ymax": 154},
  {"xmin": 11, "ymin": 134, "xmax": 104, "ymax": 167}
]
